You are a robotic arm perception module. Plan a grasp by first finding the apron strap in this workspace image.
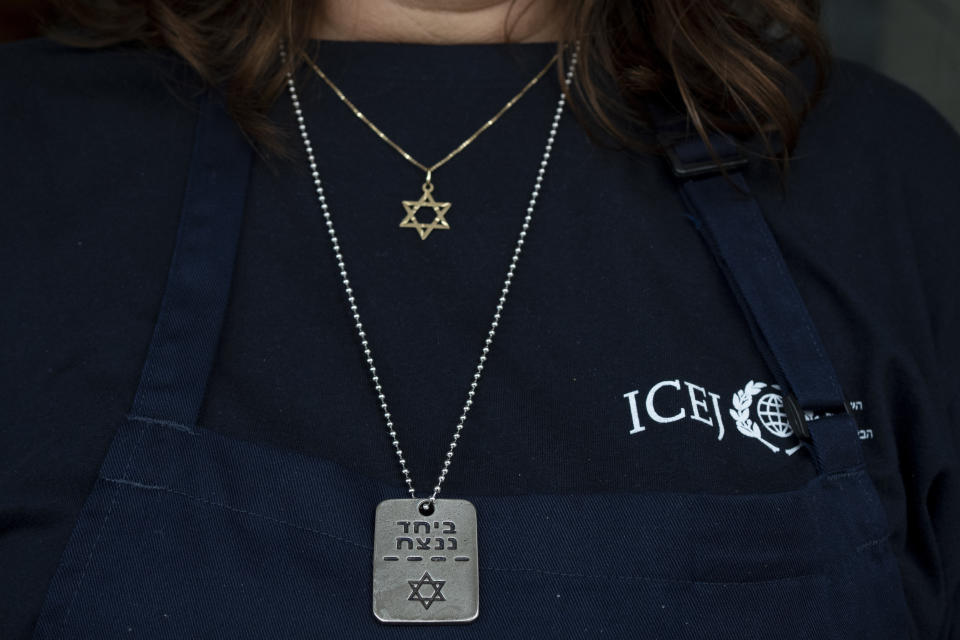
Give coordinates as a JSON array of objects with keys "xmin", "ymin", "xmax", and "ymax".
[
  {"xmin": 653, "ymin": 110, "xmax": 863, "ymax": 475},
  {"xmin": 130, "ymin": 90, "xmax": 253, "ymax": 428}
]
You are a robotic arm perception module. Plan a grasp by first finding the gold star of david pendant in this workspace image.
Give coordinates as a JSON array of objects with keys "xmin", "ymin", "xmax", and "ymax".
[
  {"xmin": 400, "ymin": 182, "xmax": 451, "ymax": 240},
  {"xmin": 372, "ymin": 499, "xmax": 479, "ymax": 624}
]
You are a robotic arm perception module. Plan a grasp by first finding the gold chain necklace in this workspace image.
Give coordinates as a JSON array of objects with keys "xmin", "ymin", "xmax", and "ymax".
[{"xmin": 301, "ymin": 48, "xmax": 562, "ymax": 240}]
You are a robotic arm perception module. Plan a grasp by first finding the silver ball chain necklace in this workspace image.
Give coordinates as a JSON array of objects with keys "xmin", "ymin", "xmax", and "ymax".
[{"xmin": 283, "ymin": 42, "xmax": 578, "ymax": 624}]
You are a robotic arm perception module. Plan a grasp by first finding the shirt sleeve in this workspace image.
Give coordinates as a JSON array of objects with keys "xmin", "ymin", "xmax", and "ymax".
[{"xmin": 896, "ymin": 82, "xmax": 960, "ymax": 640}]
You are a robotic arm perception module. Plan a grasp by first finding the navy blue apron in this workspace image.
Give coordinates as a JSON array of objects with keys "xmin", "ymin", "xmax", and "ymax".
[{"xmin": 31, "ymin": 91, "xmax": 912, "ymax": 638}]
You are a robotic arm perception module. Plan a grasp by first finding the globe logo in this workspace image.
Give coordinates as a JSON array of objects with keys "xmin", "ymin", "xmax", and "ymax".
[{"xmin": 756, "ymin": 392, "xmax": 793, "ymax": 438}]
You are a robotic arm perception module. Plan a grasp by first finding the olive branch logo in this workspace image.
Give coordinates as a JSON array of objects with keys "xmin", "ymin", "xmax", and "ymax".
[{"xmin": 729, "ymin": 380, "xmax": 802, "ymax": 456}]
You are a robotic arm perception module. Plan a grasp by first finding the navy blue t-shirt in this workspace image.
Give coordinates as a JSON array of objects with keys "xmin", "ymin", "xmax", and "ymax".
[{"xmin": 1, "ymin": 38, "xmax": 959, "ymax": 638}]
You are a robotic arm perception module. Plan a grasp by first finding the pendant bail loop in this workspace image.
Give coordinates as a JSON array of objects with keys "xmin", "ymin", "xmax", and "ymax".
[{"xmin": 418, "ymin": 499, "xmax": 435, "ymax": 516}]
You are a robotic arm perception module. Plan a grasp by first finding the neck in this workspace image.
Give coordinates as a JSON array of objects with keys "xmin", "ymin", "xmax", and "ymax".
[{"xmin": 312, "ymin": 0, "xmax": 562, "ymax": 44}]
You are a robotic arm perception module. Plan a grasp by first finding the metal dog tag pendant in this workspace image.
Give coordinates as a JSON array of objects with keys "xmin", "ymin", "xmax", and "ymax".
[{"xmin": 372, "ymin": 498, "xmax": 479, "ymax": 624}]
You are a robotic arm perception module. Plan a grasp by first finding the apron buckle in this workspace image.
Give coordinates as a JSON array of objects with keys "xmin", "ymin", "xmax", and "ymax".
[
  {"xmin": 656, "ymin": 131, "xmax": 749, "ymax": 178},
  {"xmin": 784, "ymin": 393, "xmax": 854, "ymax": 441}
]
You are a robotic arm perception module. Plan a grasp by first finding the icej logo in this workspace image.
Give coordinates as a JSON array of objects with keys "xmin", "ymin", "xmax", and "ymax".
[{"xmin": 622, "ymin": 379, "xmax": 872, "ymax": 455}]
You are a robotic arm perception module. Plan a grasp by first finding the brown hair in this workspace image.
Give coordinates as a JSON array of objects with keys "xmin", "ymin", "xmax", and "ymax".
[{"xmin": 47, "ymin": 0, "xmax": 829, "ymax": 170}]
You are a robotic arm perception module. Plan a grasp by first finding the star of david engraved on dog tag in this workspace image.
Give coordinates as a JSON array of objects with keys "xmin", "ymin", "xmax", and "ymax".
[{"xmin": 372, "ymin": 499, "xmax": 479, "ymax": 624}]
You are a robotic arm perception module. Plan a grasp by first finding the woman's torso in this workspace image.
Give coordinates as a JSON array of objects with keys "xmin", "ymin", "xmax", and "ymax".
[{"xmin": 1, "ymin": 38, "xmax": 958, "ymax": 638}]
